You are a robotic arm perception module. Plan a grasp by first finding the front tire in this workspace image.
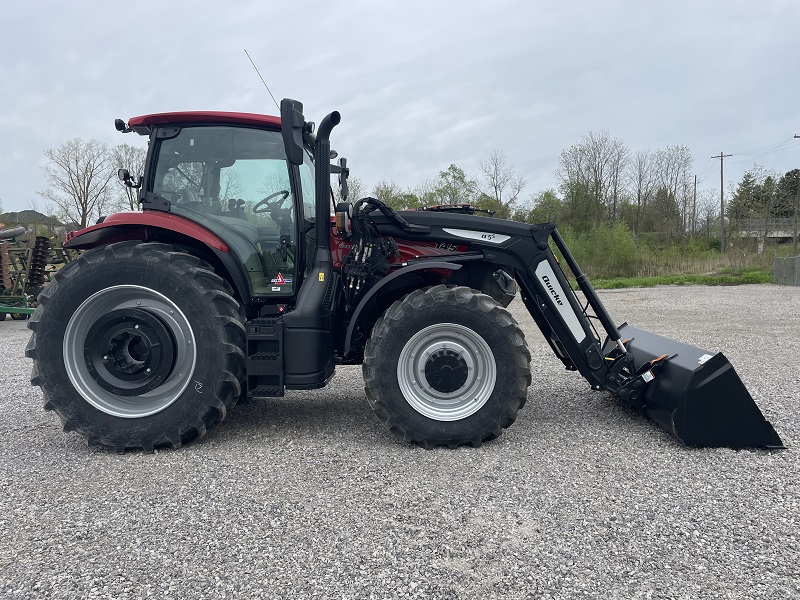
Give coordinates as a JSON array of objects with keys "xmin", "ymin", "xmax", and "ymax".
[
  {"xmin": 26, "ymin": 242, "xmax": 246, "ymax": 452},
  {"xmin": 363, "ymin": 285, "xmax": 531, "ymax": 448}
]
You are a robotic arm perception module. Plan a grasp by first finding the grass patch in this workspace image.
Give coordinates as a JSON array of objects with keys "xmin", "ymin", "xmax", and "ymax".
[{"xmin": 589, "ymin": 270, "xmax": 773, "ymax": 289}]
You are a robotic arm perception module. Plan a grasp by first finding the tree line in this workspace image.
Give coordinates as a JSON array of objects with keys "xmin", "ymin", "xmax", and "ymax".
[
  {"xmin": 30, "ymin": 134, "xmax": 799, "ymax": 257},
  {"xmin": 360, "ymin": 131, "xmax": 799, "ymax": 256}
]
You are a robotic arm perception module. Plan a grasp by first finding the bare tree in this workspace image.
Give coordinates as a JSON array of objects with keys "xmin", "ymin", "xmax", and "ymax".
[
  {"xmin": 220, "ymin": 171, "xmax": 244, "ymax": 203},
  {"xmin": 628, "ymin": 149, "xmax": 658, "ymax": 236},
  {"xmin": 655, "ymin": 146, "xmax": 693, "ymax": 209},
  {"xmin": 39, "ymin": 139, "xmax": 117, "ymax": 228},
  {"xmin": 480, "ymin": 150, "xmax": 526, "ymax": 216},
  {"xmin": 696, "ymin": 188, "xmax": 719, "ymax": 242},
  {"xmin": 414, "ymin": 178, "xmax": 438, "ymax": 207},
  {"xmin": 113, "ymin": 144, "xmax": 147, "ymax": 211},
  {"xmin": 334, "ymin": 176, "xmax": 364, "ymax": 204},
  {"xmin": 556, "ymin": 131, "xmax": 629, "ymax": 228},
  {"xmin": 651, "ymin": 145, "xmax": 693, "ymax": 240}
]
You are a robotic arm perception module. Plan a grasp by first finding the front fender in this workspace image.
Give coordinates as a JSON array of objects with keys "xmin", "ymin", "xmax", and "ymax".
[{"xmin": 343, "ymin": 260, "xmax": 464, "ymax": 356}]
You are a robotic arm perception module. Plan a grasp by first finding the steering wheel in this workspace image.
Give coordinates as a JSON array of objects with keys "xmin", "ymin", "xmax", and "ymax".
[{"xmin": 253, "ymin": 190, "xmax": 291, "ymax": 214}]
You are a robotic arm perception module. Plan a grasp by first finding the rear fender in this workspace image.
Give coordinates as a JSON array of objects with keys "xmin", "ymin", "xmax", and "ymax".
[
  {"xmin": 62, "ymin": 213, "xmax": 250, "ymax": 310},
  {"xmin": 64, "ymin": 211, "xmax": 229, "ymax": 251}
]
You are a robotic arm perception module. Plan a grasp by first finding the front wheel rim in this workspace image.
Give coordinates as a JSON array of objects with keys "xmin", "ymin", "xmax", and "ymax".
[
  {"xmin": 397, "ymin": 323, "xmax": 496, "ymax": 421},
  {"xmin": 63, "ymin": 285, "xmax": 196, "ymax": 418}
]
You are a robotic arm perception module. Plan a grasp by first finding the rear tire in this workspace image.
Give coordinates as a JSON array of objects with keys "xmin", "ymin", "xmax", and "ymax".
[
  {"xmin": 363, "ymin": 285, "xmax": 531, "ymax": 448},
  {"xmin": 26, "ymin": 242, "xmax": 246, "ymax": 452}
]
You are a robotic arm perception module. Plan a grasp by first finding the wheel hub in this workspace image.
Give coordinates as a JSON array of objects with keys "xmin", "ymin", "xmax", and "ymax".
[
  {"xmin": 424, "ymin": 349, "xmax": 469, "ymax": 393},
  {"xmin": 397, "ymin": 323, "xmax": 497, "ymax": 421},
  {"xmin": 84, "ymin": 308, "xmax": 176, "ymax": 396},
  {"xmin": 64, "ymin": 285, "xmax": 196, "ymax": 418}
]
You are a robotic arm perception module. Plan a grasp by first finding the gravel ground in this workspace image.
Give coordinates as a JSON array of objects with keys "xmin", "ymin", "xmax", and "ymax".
[{"xmin": 1, "ymin": 284, "xmax": 798, "ymax": 599}]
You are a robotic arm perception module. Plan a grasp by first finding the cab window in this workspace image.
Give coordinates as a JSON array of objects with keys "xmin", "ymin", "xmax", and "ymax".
[{"xmin": 152, "ymin": 126, "xmax": 303, "ymax": 297}]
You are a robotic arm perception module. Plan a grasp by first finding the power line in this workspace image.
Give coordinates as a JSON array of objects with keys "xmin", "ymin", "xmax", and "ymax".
[
  {"xmin": 730, "ymin": 141, "xmax": 799, "ymax": 164},
  {"xmin": 732, "ymin": 137, "xmax": 795, "ymax": 156}
]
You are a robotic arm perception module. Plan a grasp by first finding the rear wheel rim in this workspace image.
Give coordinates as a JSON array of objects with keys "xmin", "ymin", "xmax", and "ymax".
[
  {"xmin": 63, "ymin": 285, "xmax": 196, "ymax": 418},
  {"xmin": 397, "ymin": 323, "xmax": 496, "ymax": 421}
]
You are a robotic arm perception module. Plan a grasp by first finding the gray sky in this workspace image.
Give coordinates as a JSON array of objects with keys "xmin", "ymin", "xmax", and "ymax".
[{"xmin": 1, "ymin": 0, "xmax": 798, "ymax": 215}]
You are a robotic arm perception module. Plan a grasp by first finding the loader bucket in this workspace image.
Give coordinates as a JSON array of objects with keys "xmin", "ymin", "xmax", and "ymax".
[{"xmin": 612, "ymin": 324, "xmax": 784, "ymax": 449}]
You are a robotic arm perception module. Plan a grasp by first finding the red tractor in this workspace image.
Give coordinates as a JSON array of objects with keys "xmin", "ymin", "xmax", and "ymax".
[{"xmin": 27, "ymin": 99, "xmax": 783, "ymax": 452}]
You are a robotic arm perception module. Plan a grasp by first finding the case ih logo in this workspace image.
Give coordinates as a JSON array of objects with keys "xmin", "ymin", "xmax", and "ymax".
[{"xmin": 541, "ymin": 275, "xmax": 563, "ymax": 306}]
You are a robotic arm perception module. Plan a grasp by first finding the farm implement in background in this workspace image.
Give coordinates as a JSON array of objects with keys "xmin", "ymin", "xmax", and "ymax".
[{"xmin": 0, "ymin": 226, "xmax": 75, "ymax": 321}]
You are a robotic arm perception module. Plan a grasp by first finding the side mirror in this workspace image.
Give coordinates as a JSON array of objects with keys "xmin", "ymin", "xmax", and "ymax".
[
  {"xmin": 118, "ymin": 168, "xmax": 142, "ymax": 189},
  {"xmin": 115, "ymin": 118, "xmax": 131, "ymax": 133},
  {"xmin": 280, "ymin": 98, "xmax": 306, "ymax": 166}
]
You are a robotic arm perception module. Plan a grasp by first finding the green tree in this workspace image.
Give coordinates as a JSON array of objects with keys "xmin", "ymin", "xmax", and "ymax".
[
  {"xmin": 728, "ymin": 165, "xmax": 785, "ymax": 252},
  {"xmin": 473, "ymin": 193, "xmax": 501, "ymax": 217},
  {"xmin": 558, "ymin": 181, "xmax": 597, "ymax": 233},
  {"xmin": 372, "ymin": 180, "xmax": 407, "ymax": 210},
  {"xmin": 524, "ymin": 189, "xmax": 562, "ymax": 224},
  {"xmin": 433, "ymin": 164, "xmax": 477, "ymax": 205},
  {"xmin": 777, "ymin": 169, "xmax": 800, "ymax": 252},
  {"xmin": 642, "ymin": 186, "xmax": 683, "ymax": 243},
  {"xmin": 397, "ymin": 192, "xmax": 423, "ymax": 210},
  {"xmin": 727, "ymin": 168, "xmax": 760, "ymax": 222}
]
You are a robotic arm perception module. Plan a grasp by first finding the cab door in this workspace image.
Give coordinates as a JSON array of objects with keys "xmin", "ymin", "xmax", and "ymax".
[{"xmin": 149, "ymin": 125, "xmax": 310, "ymax": 301}]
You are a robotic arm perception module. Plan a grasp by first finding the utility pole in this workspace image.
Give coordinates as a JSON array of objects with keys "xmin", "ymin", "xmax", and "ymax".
[
  {"xmin": 793, "ymin": 135, "xmax": 799, "ymax": 253},
  {"xmin": 693, "ymin": 174, "xmax": 697, "ymax": 235},
  {"xmin": 712, "ymin": 152, "xmax": 732, "ymax": 252}
]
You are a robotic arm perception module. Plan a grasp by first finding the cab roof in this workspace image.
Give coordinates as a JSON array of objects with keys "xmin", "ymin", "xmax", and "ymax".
[{"xmin": 127, "ymin": 111, "xmax": 281, "ymax": 135}]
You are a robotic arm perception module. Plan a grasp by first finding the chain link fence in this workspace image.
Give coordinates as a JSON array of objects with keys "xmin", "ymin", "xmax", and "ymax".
[{"xmin": 774, "ymin": 255, "xmax": 800, "ymax": 285}]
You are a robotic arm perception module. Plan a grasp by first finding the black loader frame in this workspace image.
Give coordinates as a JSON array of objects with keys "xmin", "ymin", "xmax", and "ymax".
[{"xmin": 341, "ymin": 207, "xmax": 783, "ymax": 449}]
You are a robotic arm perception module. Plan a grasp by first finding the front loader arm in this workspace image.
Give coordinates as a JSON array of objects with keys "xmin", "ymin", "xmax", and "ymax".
[
  {"xmin": 516, "ymin": 224, "xmax": 782, "ymax": 449},
  {"xmin": 359, "ymin": 206, "xmax": 783, "ymax": 449},
  {"xmin": 365, "ymin": 213, "xmax": 628, "ymax": 393},
  {"xmin": 511, "ymin": 225, "xmax": 635, "ymax": 395}
]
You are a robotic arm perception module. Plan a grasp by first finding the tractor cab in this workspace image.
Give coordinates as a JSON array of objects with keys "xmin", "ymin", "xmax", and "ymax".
[{"xmin": 129, "ymin": 113, "xmax": 318, "ymax": 301}]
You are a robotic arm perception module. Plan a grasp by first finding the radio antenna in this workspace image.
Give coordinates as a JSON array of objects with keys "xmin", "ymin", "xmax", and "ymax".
[{"xmin": 244, "ymin": 49, "xmax": 279, "ymax": 110}]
